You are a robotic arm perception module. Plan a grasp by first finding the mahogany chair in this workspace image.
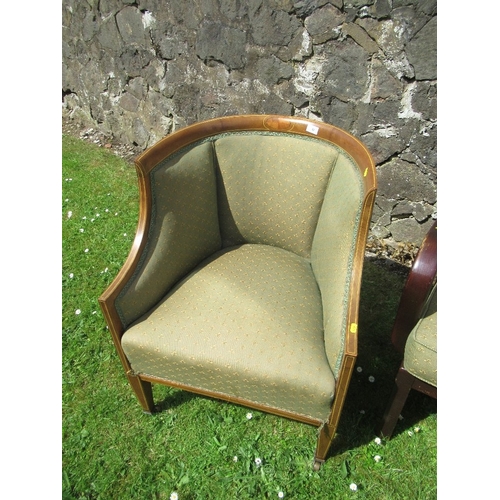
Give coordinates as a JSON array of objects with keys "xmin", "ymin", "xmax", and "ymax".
[
  {"xmin": 99, "ymin": 115, "xmax": 377, "ymax": 469},
  {"xmin": 379, "ymin": 221, "xmax": 437, "ymax": 438}
]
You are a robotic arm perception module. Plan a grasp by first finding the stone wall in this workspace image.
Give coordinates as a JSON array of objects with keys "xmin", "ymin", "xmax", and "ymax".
[{"xmin": 62, "ymin": 0, "xmax": 437, "ymax": 245}]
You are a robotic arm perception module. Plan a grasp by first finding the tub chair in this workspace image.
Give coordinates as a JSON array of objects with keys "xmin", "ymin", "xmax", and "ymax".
[
  {"xmin": 379, "ymin": 221, "xmax": 437, "ymax": 438},
  {"xmin": 99, "ymin": 115, "xmax": 377, "ymax": 468}
]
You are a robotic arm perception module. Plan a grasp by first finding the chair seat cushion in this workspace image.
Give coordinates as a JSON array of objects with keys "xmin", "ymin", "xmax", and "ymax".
[
  {"xmin": 404, "ymin": 284, "xmax": 437, "ymax": 387},
  {"xmin": 121, "ymin": 243, "xmax": 336, "ymax": 421}
]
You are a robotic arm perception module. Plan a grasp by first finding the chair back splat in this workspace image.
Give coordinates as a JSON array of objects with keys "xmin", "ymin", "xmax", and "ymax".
[{"xmin": 99, "ymin": 115, "xmax": 377, "ymax": 469}]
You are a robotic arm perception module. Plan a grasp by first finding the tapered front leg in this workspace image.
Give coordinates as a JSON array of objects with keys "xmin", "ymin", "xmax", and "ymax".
[{"xmin": 127, "ymin": 371, "xmax": 155, "ymax": 414}]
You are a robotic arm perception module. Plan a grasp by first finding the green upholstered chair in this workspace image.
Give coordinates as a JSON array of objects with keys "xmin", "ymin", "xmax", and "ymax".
[
  {"xmin": 99, "ymin": 115, "xmax": 377, "ymax": 468},
  {"xmin": 379, "ymin": 221, "xmax": 437, "ymax": 438}
]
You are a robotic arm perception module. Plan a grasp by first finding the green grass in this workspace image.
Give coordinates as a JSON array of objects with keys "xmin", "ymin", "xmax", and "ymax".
[{"xmin": 62, "ymin": 135, "xmax": 437, "ymax": 500}]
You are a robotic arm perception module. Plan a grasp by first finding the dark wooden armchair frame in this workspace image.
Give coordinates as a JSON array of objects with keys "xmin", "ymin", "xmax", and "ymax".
[
  {"xmin": 379, "ymin": 221, "xmax": 437, "ymax": 438},
  {"xmin": 99, "ymin": 115, "xmax": 377, "ymax": 468}
]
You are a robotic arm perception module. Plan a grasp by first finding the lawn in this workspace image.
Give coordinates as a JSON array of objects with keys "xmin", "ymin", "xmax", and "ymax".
[{"xmin": 62, "ymin": 134, "xmax": 437, "ymax": 499}]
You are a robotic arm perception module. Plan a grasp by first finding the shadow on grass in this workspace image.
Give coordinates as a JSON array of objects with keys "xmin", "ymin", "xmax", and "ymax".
[
  {"xmin": 327, "ymin": 256, "xmax": 437, "ymax": 458},
  {"xmin": 153, "ymin": 387, "xmax": 197, "ymax": 413}
]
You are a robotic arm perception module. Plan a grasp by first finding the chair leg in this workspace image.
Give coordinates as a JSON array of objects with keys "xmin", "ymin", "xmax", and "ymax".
[
  {"xmin": 313, "ymin": 421, "xmax": 336, "ymax": 470},
  {"xmin": 313, "ymin": 356, "xmax": 356, "ymax": 470},
  {"xmin": 126, "ymin": 371, "xmax": 155, "ymax": 414},
  {"xmin": 379, "ymin": 365, "xmax": 415, "ymax": 438},
  {"xmin": 313, "ymin": 354, "xmax": 356, "ymax": 469}
]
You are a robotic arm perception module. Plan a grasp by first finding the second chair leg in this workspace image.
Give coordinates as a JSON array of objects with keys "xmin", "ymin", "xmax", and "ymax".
[
  {"xmin": 126, "ymin": 371, "xmax": 155, "ymax": 414},
  {"xmin": 379, "ymin": 365, "xmax": 415, "ymax": 438}
]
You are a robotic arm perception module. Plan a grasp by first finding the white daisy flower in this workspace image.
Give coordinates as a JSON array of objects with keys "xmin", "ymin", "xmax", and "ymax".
[{"xmin": 349, "ymin": 483, "xmax": 357, "ymax": 491}]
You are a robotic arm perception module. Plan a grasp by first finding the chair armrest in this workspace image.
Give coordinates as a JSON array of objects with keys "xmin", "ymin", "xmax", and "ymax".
[
  {"xmin": 99, "ymin": 140, "xmax": 222, "ymax": 337},
  {"xmin": 391, "ymin": 220, "xmax": 437, "ymax": 354},
  {"xmin": 311, "ymin": 152, "xmax": 377, "ymax": 376}
]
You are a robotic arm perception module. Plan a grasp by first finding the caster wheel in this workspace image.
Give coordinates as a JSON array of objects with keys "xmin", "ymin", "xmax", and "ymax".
[{"xmin": 313, "ymin": 459, "xmax": 323, "ymax": 471}]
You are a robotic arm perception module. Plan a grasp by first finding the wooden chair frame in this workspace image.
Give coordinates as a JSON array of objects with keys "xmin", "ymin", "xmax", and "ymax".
[
  {"xmin": 99, "ymin": 115, "xmax": 377, "ymax": 468},
  {"xmin": 379, "ymin": 221, "xmax": 437, "ymax": 438}
]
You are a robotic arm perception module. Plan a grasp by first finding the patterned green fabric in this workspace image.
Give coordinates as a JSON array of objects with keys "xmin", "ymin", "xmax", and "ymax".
[
  {"xmin": 404, "ymin": 283, "xmax": 437, "ymax": 387},
  {"xmin": 122, "ymin": 244, "xmax": 336, "ymax": 421},
  {"xmin": 116, "ymin": 141, "xmax": 221, "ymax": 328},
  {"xmin": 214, "ymin": 134, "xmax": 339, "ymax": 258},
  {"xmin": 311, "ymin": 153, "xmax": 363, "ymax": 376}
]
